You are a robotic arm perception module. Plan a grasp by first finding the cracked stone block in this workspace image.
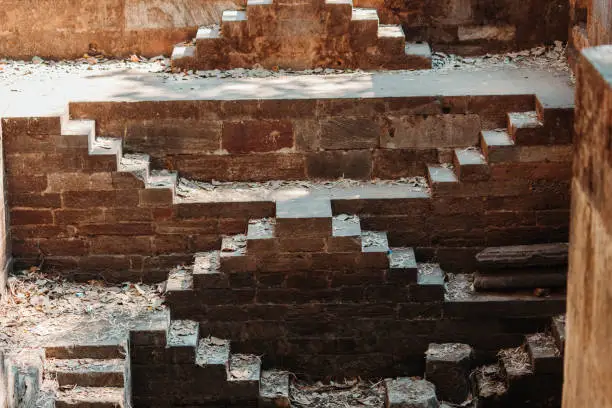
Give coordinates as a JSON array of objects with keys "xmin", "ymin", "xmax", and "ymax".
[{"xmin": 425, "ymin": 343, "xmax": 473, "ymax": 404}]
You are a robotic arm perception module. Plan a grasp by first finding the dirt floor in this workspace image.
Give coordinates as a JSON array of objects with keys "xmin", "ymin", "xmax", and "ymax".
[{"xmin": 0, "ymin": 42, "xmax": 570, "ymax": 85}]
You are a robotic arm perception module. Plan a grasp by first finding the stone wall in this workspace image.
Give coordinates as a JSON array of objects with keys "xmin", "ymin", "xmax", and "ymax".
[
  {"xmin": 564, "ymin": 45, "xmax": 612, "ymax": 408},
  {"xmin": 2, "ymin": 95, "xmax": 573, "ymax": 282},
  {"xmin": 0, "ymin": 0, "xmax": 568, "ymax": 60}
]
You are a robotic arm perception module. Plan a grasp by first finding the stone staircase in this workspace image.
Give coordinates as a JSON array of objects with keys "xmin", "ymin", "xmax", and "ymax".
[
  {"xmin": 472, "ymin": 314, "xmax": 565, "ymax": 407},
  {"xmin": 426, "ymin": 103, "xmax": 573, "ymax": 198},
  {"xmin": 171, "ymin": 0, "xmax": 432, "ymax": 71},
  {"xmin": 163, "ymin": 197, "xmax": 446, "ymax": 315},
  {"xmin": 44, "ymin": 343, "xmax": 128, "ymax": 407}
]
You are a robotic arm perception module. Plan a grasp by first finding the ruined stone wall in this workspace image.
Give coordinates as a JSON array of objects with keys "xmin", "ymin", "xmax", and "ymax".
[
  {"xmin": 1, "ymin": 95, "xmax": 573, "ymax": 282},
  {"xmin": 564, "ymin": 45, "xmax": 612, "ymax": 408},
  {"xmin": 0, "ymin": 0, "xmax": 568, "ymax": 60}
]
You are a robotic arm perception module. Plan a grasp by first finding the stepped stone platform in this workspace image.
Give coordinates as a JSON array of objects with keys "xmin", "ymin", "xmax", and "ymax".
[{"xmin": 170, "ymin": 0, "xmax": 432, "ymax": 71}]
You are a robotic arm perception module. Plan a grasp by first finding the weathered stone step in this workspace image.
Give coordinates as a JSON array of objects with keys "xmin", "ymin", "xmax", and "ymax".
[
  {"xmin": 329, "ymin": 214, "xmax": 362, "ymax": 252},
  {"xmin": 384, "ymin": 377, "xmax": 439, "ymax": 407},
  {"xmin": 472, "ymin": 364, "xmax": 509, "ymax": 407},
  {"xmin": 45, "ymin": 344, "xmax": 125, "ymax": 360},
  {"xmin": 476, "ymin": 243, "xmax": 568, "ymax": 271},
  {"xmin": 525, "ymin": 333, "xmax": 562, "ymax": 375},
  {"xmin": 480, "ymin": 129, "xmax": 515, "ymax": 163},
  {"xmin": 46, "ymin": 359, "xmax": 125, "ymax": 388},
  {"xmin": 54, "ymin": 386, "xmax": 124, "ymax": 408},
  {"xmin": 118, "ymin": 153, "xmax": 150, "ymax": 182},
  {"xmin": 498, "ymin": 346, "xmax": 534, "ymax": 387},
  {"xmin": 195, "ymin": 337, "xmax": 230, "ymax": 375},
  {"xmin": 167, "ymin": 320, "xmax": 199, "ymax": 348},
  {"xmin": 165, "ymin": 267, "xmax": 194, "ymax": 291},
  {"xmin": 388, "ymin": 247, "xmax": 417, "ymax": 283},
  {"xmin": 259, "ymin": 370, "xmax": 291, "ymax": 408},
  {"xmin": 413, "ymin": 263, "xmax": 445, "ymax": 302},
  {"xmin": 276, "ymin": 197, "xmax": 332, "ymax": 237},
  {"xmin": 507, "ymin": 111, "xmax": 544, "ymax": 145},
  {"xmin": 147, "ymin": 169, "xmax": 178, "ymax": 191},
  {"xmin": 425, "ymin": 343, "xmax": 472, "ymax": 404},
  {"xmin": 193, "ymin": 251, "xmax": 226, "ymax": 288},
  {"xmin": 351, "ymin": 7, "xmax": 377, "ymax": 21},
  {"xmin": 551, "ymin": 315, "xmax": 566, "ymax": 354},
  {"xmin": 480, "ymin": 129, "xmax": 573, "ymax": 165},
  {"xmin": 453, "ymin": 147, "xmax": 490, "ymax": 181},
  {"xmin": 473, "ymin": 270, "xmax": 567, "ymax": 291},
  {"xmin": 427, "ymin": 164, "xmax": 458, "ymax": 195},
  {"xmin": 61, "ymin": 119, "xmax": 95, "ymax": 146},
  {"xmin": 171, "ymin": 45, "xmax": 196, "ymax": 69}
]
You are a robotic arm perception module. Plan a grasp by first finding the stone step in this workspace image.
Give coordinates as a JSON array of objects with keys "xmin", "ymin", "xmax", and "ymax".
[
  {"xmin": 498, "ymin": 346, "xmax": 534, "ymax": 388},
  {"xmin": 551, "ymin": 315, "xmax": 566, "ymax": 355},
  {"xmin": 377, "ymin": 25, "xmax": 406, "ymax": 55},
  {"xmin": 453, "ymin": 147, "xmax": 490, "ymax": 181},
  {"xmin": 472, "ymin": 364, "xmax": 509, "ymax": 407},
  {"xmin": 147, "ymin": 169, "xmax": 178, "ymax": 191},
  {"xmin": 360, "ymin": 230, "xmax": 388, "ymax": 253},
  {"xmin": 46, "ymin": 359, "xmax": 125, "ymax": 388},
  {"xmin": 228, "ymin": 354, "xmax": 261, "ymax": 399},
  {"xmin": 171, "ymin": 44, "xmax": 196, "ymax": 69},
  {"xmin": 192, "ymin": 251, "xmax": 226, "ymax": 289},
  {"xmin": 167, "ymin": 320, "xmax": 199, "ymax": 348},
  {"xmin": 425, "ymin": 343, "xmax": 473, "ymax": 404},
  {"xmin": 275, "ymin": 197, "xmax": 333, "ymax": 237},
  {"xmin": 220, "ymin": 234, "xmax": 255, "ymax": 272},
  {"xmin": 222, "ymin": 10, "xmax": 248, "ymax": 40},
  {"xmin": 427, "ymin": 164, "xmax": 458, "ymax": 195},
  {"xmin": 535, "ymin": 99, "xmax": 573, "ymax": 144},
  {"xmin": 118, "ymin": 153, "xmax": 150, "ymax": 183},
  {"xmin": 195, "ymin": 337, "xmax": 231, "ymax": 379},
  {"xmin": 351, "ymin": 7, "xmax": 378, "ymax": 21},
  {"xmin": 197, "ymin": 26, "xmax": 222, "ymax": 40},
  {"xmin": 259, "ymin": 370, "xmax": 291, "ymax": 408},
  {"xmin": 329, "ymin": 214, "xmax": 362, "ymax": 252},
  {"xmin": 525, "ymin": 333, "xmax": 563, "ymax": 375},
  {"xmin": 384, "ymin": 377, "xmax": 439, "ymax": 408},
  {"xmin": 476, "ymin": 243, "xmax": 568, "ymax": 271},
  {"xmin": 54, "ymin": 386, "xmax": 124, "ymax": 408},
  {"xmin": 349, "ymin": 8, "xmax": 378, "ymax": 49},
  {"xmin": 388, "ymin": 247, "xmax": 418, "ymax": 284},
  {"xmin": 404, "ymin": 42, "xmax": 432, "ymax": 63},
  {"xmin": 413, "ymin": 263, "xmax": 445, "ymax": 302},
  {"xmin": 473, "ymin": 270, "xmax": 567, "ymax": 291},
  {"xmin": 45, "ymin": 344, "xmax": 125, "ymax": 360},
  {"xmin": 480, "ymin": 129, "xmax": 515, "ymax": 164},
  {"xmin": 90, "ymin": 137, "xmax": 122, "ymax": 163},
  {"xmin": 247, "ymin": 218, "xmax": 276, "ymax": 252},
  {"xmin": 165, "ymin": 267, "xmax": 194, "ymax": 292},
  {"xmin": 61, "ymin": 119, "xmax": 95, "ymax": 147},
  {"xmin": 507, "ymin": 111, "xmax": 544, "ymax": 145}
]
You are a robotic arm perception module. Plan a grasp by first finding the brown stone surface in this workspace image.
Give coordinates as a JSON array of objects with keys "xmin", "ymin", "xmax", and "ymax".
[{"xmin": 563, "ymin": 46, "xmax": 612, "ymax": 408}]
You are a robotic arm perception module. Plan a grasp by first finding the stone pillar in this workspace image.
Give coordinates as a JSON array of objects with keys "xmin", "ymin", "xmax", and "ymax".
[{"xmin": 563, "ymin": 45, "xmax": 612, "ymax": 408}]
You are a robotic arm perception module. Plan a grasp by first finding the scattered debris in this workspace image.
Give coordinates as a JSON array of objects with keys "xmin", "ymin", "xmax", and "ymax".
[
  {"xmin": 0, "ymin": 269, "xmax": 165, "ymax": 352},
  {"xmin": 445, "ymin": 273, "xmax": 474, "ymax": 300},
  {"xmin": 0, "ymin": 43, "xmax": 571, "ymax": 90},
  {"xmin": 498, "ymin": 346, "xmax": 532, "ymax": 375},
  {"xmin": 290, "ymin": 378, "xmax": 385, "ymax": 408}
]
